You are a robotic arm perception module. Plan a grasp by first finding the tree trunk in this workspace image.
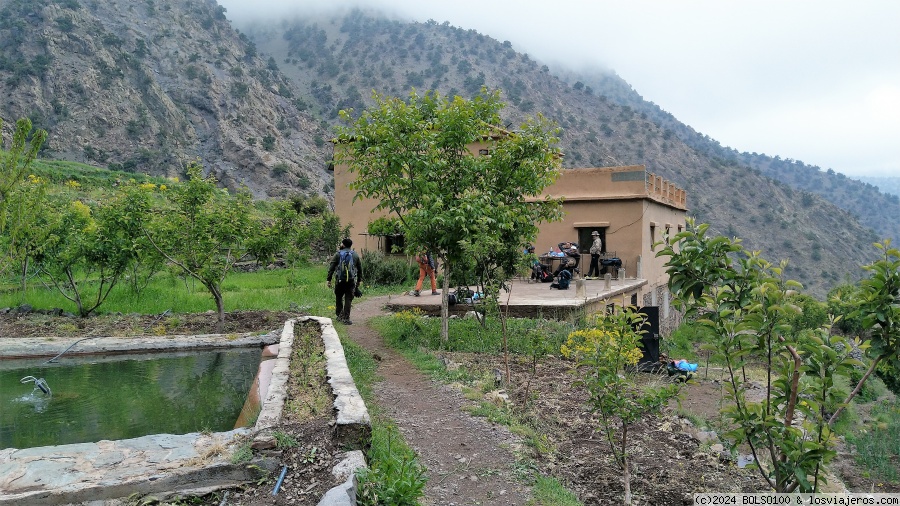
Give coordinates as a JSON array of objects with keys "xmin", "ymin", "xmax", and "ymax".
[
  {"xmin": 622, "ymin": 423, "xmax": 632, "ymax": 505},
  {"xmin": 501, "ymin": 285, "xmax": 513, "ymax": 383},
  {"xmin": 211, "ymin": 284, "xmax": 225, "ymax": 334},
  {"xmin": 19, "ymin": 256, "xmax": 27, "ymax": 303},
  {"xmin": 441, "ymin": 261, "xmax": 450, "ymax": 344},
  {"xmin": 829, "ymin": 353, "xmax": 885, "ymax": 425}
]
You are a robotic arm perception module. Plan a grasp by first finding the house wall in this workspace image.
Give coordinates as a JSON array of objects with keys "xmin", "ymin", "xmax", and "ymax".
[
  {"xmin": 332, "ymin": 145, "xmax": 391, "ymax": 251},
  {"xmin": 332, "ymin": 152, "xmax": 688, "ymax": 332}
]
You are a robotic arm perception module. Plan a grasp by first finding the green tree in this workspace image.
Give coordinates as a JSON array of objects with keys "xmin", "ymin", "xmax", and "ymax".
[
  {"xmin": 0, "ymin": 117, "xmax": 47, "ymax": 233},
  {"xmin": 656, "ymin": 220, "xmax": 873, "ymax": 492},
  {"xmin": 0, "ymin": 174, "xmax": 57, "ymax": 297},
  {"xmin": 145, "ymin": 161, "xmax": 254, "ymax": 332},
  {"xmin": 34, "ymin": 194, "xmax": 141, "ymax": 317},
  {"xmin": 561, "ymin": 309, "xmax": 681, "ymax": 504},
  {"xmin": 336, "ymin": 89, "xmax": 562, "ymax": 343},
  {"xmin": 830, "ymin": 240, "xmax": 900, "ymax": 421},
  {"xmin": 112, "ymin": 181, "xmax": 166, "ymax": 295}
]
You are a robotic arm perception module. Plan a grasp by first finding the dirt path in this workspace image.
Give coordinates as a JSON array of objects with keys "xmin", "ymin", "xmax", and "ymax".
[{"xmin": 347, "ymin": 295, "xmax": 533, "ymax": 506}]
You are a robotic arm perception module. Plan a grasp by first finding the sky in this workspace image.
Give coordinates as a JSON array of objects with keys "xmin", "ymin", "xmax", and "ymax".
[{"xmin": 219, "ymin": 0, "xmax": 900, "ymax": 177}]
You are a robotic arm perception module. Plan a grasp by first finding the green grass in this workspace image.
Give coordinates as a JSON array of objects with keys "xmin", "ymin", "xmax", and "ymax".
[
  {"xmin": 0, "ymin": 266, "xmax": 337, "ymax": 317},
  {"xmin": 340, "ymin": 328, "xmax": 427, "ymax": 505},
  {"xmin": 27, "ymin": 156, "xmax": 168, "ymax": 188},
  {"xmin": 369, "ymin": 311, "xmax": 576, "ymax": 355},
  {"xmin": 529, "ymin": 475, "xmax": 583, "ymax": 506},
  {"xmin": 847, "ymin": 400, "xmax": 900, "ymax": 483}
]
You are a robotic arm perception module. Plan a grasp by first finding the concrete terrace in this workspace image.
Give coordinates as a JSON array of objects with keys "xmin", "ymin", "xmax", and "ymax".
[{"xmin": 386, "ymin": 276, "xmax": 647, "ymax": 320}]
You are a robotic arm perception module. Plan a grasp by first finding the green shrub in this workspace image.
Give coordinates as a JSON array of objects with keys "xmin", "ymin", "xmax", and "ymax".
[
  {"xmin": 664, "ymin": 319, "xmax": 715, "ymax": 361},
  {"xmin": 786, "ymin": 293, "xmax": 829, "ymax": 334},
  {"xmin": 360, "ymin": 250, "xmax": 415, "ymax": 287},
  {"xmin": 828, "ymin": 283, "xmax": 866, "ymax": 335},
  {"xmin": 356, "ymin": 426, "xmax": 426, "ymax": 506},
  {"xmin": 876, "ymin": 360, "xmax": 900, "ymax": 395}
]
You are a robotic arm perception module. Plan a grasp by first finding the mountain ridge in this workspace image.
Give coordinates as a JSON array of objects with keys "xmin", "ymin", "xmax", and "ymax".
[
  {"xmin": 0, "ymin": 1, "xmax": 888, "ymax": 297},
  {"xmin": 0, "ymin": 0, "xmax": 332, "ymax": 197},
  {"xmin": 240, "ymin": 8, "xmax": 883, "ymax": 296}
]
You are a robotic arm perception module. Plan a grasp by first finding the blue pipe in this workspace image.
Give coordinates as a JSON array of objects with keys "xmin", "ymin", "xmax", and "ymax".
[{"xmin": 271, "ymin": 465, "xmax": 288, "ymax": 496}]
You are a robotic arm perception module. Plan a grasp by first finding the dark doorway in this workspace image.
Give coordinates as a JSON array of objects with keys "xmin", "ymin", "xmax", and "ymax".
[
  {"xmin": 577, "ymin": 228, "xmax": 605, "ymax": 254},
  {"xmin": 635, "ymin": 306, "xmax": 660, "ymax": 366}
]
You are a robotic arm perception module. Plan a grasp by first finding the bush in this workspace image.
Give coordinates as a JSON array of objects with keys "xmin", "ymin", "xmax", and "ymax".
[
  {"xmin": 361, "ymin": 250, "xmax": 415, "ymax": 287},
  {"xmin": 786, "ymin": 293, "xmax": 829, "ymax": 335},
  {"xmin": 876, "ymin": 360, "xmax": 900, "ymax": 396},
  {"xmin": 828, "ymin": 283, "xmax": 866, "ymax": 335}
]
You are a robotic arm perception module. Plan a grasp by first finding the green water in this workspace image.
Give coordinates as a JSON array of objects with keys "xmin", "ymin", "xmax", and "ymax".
[{"xmin": 0, "ymin": 348, "xmax": 262, "ymax": 450}]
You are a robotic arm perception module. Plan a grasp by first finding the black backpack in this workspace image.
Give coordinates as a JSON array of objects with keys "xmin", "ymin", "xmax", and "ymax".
[
  {"xmin": 336, "ymin": 250, "xmax": 357, "ymax": 283},
  {"xmin": 551, "ymin": 270, "xmax": 571, "ymax": 290}
]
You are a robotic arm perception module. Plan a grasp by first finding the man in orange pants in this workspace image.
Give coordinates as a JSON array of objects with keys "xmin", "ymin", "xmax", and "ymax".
[{"xmin": 413, "ymin": 251, "xmax": 438, "ymax": 296}]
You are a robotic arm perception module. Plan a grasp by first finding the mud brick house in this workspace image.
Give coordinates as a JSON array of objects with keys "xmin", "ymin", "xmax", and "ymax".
[{"xmin": 331, "ymin": 143, "xmax": 688, "ymax": 335}]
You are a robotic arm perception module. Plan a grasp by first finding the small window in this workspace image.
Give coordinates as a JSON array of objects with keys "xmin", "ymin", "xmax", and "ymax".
[
  {"xmin": 478, "ymin": 149, "xmax": 491, "ymax": 156},
  {"xmin": 384, "ymin": 234, "xmax": 405, "ymax": 254}
]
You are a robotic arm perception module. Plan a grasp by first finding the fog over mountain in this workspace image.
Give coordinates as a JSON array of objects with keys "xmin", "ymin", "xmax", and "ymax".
[
  {"xmin": 220, "ymin": 0, "xmax": 900, "ymax": 179},
  {"xmin": 0, "ymin": 0, "xmax": 894, "ymax": 299}
]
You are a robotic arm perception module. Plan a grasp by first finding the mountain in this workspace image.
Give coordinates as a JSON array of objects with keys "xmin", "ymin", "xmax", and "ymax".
[
  {"xmin": 0, "ymin": 0, "xmax": 331, "ymax": 197},
  {"xmin": 857, "ymin": 176, "xmax": 900, "ymax": 198},
  {"xmin": 239, "ymin": 9, "xmax": 881, "ymax": 296},
  {"xmin": 0, "ymin": 2, "xmax": 886, "ymax": 297},
  {"xmin": 551, "ymin": 67, "xmax": 900, "ymax": 246}
]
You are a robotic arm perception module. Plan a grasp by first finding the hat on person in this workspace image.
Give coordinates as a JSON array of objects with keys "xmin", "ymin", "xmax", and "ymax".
[{"xmin": 591, "ymin": 230, "xmax": 600, "ymax": 236}]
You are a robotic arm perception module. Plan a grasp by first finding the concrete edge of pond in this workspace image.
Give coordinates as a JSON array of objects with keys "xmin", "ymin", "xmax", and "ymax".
[
  {"xmin": 0, "ymin": 332, "xmax": 281, "ymax": 360},
  {"xmin": 0, "ymin": 317, "xmax": 371, "ymax": 505},
  {"xmin": 252, "ymin": 317, "xmax": 371, "ymax": 506}
]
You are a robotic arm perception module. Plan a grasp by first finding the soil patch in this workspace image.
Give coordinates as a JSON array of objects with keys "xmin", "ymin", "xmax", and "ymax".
[
  {"xmin": 0, "ymin": 310, "xmax": 298, "ymax": 339},
  {"xmin": 440, "ymin": 351, "xmax": 767, "ymax": 505}
]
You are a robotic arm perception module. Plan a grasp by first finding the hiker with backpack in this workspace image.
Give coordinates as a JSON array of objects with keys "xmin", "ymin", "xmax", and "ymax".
[
  {"xmin": 326, "ymin": 238, "xmax": 363, "ymax": 325},
  {"xmin": 413, "ymin": 250, "xmax": 438, "ymax": 296}
]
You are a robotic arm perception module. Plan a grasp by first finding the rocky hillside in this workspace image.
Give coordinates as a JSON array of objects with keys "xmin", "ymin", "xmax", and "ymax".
[
  {"xmin": 240, "ymin": 9, "xmax": 881, "ymax": 296},
  {"xmin": 555, "ymin": 67, "xmax": 900, "ymax": 245},
  {"xmin": 0, "ymin": 0, "xmax": 331, "ymax": 197},
  {"xmin": 857, "ymin": 176, "xmax": 900, "ymax": 198},
  {"xmin": 0, "ymin": 2, "xmax": 887, "ymax": 296}
]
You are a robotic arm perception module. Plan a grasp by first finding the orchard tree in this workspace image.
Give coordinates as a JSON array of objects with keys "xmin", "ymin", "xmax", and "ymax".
[
  {"xmin": 656, "ymin": 220, "xmax": 896, "ymax": 492},
  {"xmin": 829, "ymin": 240, "xmax": 900, "ymax": 421},
  {"xmin": 336, "ymin": 89, "xmax": 562, "ymax": 343},
  {"xmin": 34, "ymin": 192, "xmax": 144, "ymax": 317},
  {"xmin": 146, "ymin": 161, "xmax": 253, "ymax": 332},
  {"xmin": 0, "ymin": 117, "xmax": 47, "ymax": 233},
  {"xmin": 562, "ymin": 309, "xmax": 681, "ymax": 504},
  {"xmin": 1, "ymin": 175, "xmax": 57, "ymax": 297}
]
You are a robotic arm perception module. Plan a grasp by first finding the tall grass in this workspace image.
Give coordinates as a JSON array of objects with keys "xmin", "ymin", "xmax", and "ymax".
[
  {"xmin": 0, "ymin": 266, "xmax": 337, "ymax": 317},
  {"xmin": 370, "ymin": 310, "xmax": 576, "ymax": 355},
  {"xmin": 848, "ymin": 400, "xmax": 900, "ymax": 483}
]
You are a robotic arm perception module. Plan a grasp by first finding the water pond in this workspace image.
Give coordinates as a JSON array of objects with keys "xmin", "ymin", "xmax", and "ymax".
[{"xmin": 0, "ymin": 348, "xmax": 262, "ymax": 450}]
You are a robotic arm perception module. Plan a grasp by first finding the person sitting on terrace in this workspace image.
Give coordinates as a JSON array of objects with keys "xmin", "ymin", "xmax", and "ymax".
[{"xmin": 552, "ymin": 241, "xmax": 580, "ymax": 277}]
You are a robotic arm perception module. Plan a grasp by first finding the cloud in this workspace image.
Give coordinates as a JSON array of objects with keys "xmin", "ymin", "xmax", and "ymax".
[{"xmin": 219, "ymin": 0, "xmax": 900, "ymax": 177}]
